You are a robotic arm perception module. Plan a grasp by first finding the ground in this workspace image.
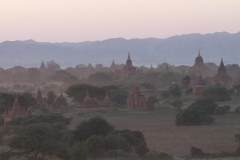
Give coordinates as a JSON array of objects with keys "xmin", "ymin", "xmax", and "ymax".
[{"xmin": 66, "ymin": 104, "xmax": 240, "ymax": 157}]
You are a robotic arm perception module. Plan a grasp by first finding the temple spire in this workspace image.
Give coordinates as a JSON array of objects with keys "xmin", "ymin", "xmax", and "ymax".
[
  {"xmin": 198, "ymin": 50, "xmax": 201, "ymax": 57},
  {"xmin": 128, "ymin": 52, "xmax": 130, "ymax": 60}
]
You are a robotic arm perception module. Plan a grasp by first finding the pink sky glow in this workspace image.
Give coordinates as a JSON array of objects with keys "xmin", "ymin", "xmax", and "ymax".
[{"xmin": 0, "ymin": 0, "xmax": 240, "ymax": 42}]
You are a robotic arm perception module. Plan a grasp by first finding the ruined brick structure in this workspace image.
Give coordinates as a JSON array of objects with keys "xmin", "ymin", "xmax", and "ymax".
[
  {"xmin": 36, "ymin": 88, "xmax": 46, "ymax": 108},
  {"xmin": 189, "ymin": 51, "xmax": 213, "ymax": 77},
  {"xmin": 212, "ymin": 59, "xmax": 233, "ymax": 87},
  {"xmin": 127, "ymin": 85, "xmax": 146, "ymax": 108},
  {"xmin": 182, "ymin": 75, "xmax": 191, "ymax": 88},
  {"xmin": 193, "ymin": 75, "xmax": 207, "ymax": 96}
]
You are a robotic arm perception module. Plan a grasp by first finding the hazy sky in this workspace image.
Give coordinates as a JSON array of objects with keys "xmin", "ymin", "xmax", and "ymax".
[{"xmin": 1, "ymin": 0, "xmax": 240, "ymax": 42}]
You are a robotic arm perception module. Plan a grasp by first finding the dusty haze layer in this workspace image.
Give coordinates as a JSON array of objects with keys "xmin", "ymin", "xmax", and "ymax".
[{"xmin": 0, "ymin": 0, "xmax": 240, "ymax": 42}]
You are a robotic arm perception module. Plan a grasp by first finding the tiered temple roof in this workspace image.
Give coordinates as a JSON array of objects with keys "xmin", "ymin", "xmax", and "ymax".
[
  {"xmin": 79, "ymin": 91, "xmax": 96, "ymax": 108},
  {"xmin": 100, "ymin": 92, "xmax": 112, "ymax": 107},
  {"xmin": 110, "ymin": 60, "xmax": 117, "ymax": 72},
  {"xmin": 189, "ymin": 51, "xmax": 213, "ymax": 77},
  {"xmin": 212, "ymin": 59, "xmax": 233, "ymax": 87}
]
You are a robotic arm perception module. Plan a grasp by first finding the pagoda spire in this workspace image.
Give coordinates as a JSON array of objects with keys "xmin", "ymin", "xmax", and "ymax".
[{"xmin": 198, "ymin": 50, "xmax": 201, "ymax": 57}]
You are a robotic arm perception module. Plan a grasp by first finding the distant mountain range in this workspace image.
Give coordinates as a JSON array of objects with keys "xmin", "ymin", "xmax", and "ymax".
[{"xmin": 0, "ymin": 31, "xmax": 240, "ymax": 69}]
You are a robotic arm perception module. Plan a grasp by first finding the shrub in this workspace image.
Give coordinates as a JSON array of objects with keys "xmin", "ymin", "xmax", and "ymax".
[
  {"xmin": 188, "ymin": 98, "xmax": 217, "ymax": 115},
  {"xmin": 214, "ymin": 105, "xmax": 231, "ymax": 115},
  {"xmin": 175, "ymin": 109, "xmax": 214, "ymax": 126},
  {"xmin": 171, "ymin": 99, "xmax": 183, "ymax": 109},
  {"xmin": 109, "ymin": 129, "xmax": 146, "ymax": 148},
  {"xmin": 146, "ymin": 95, "xmax": 159, "ymax": 110}
]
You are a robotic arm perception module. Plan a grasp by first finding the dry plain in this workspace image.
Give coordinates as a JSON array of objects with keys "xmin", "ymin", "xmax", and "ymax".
[{"xmin": 67, "ymin": 106, "xmax": 240, "ymax": 157}]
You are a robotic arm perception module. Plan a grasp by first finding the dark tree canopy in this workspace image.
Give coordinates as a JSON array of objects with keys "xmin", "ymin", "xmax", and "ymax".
[
  {"xmin": 73, "ymin": 116, "xmax": 114, "ymax": 142},
  {"xmin": 188, "ymin": 98, "xmax": 217, "ymax": 115},
  {"xmin": 9, "ymin": 123, "xmax": 68, "ymax": 159},
  {"xmin": 175, "ymin": 109, "xmax": 214, "ymax": 126},
  {"xmin": 46, "ymin": 91, "xmax": 57, "ymax": 105},
  {"xmin": 201, "ymin": 86, "xmax": 231, "ymax": 101}
]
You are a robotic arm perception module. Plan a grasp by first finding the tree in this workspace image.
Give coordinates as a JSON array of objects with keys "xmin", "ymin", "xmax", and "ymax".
[
  {"xmin": 161, "ymin": 90, "xmax": 170, "ymax": 99},
  {"xmin": 171, "ymin": 99, "xmax": 183, "ymax": 110},
  {"xmin": 175, "ymin": 109, "xmax": 214, "ymax": 126},
  {"xmin": 66, "ymin": 84, "xmax": 106, "ymax": 102},
  {"xmin": 56, "ymin": 95, "xmax": 67, "ymax": 107},
  {"xmin": 28, "ymin": 68, "xmax": 40, "ymax": 83},
  {"xmin": 4, "ymin": 113, "xmax": 72, "ymax": 134},
  {"xmin": 134, "ymin": 143, "xmax": 149, "ymax": 157},
  {"xmin": 201, "ymin": 86, "xmax": 231, "ymax": 101},
  {"xmin": 168, "ymin": 84, "xmax": 181, "ymax": 97},
  {"xmin": 46, "ymin": 60, "xmax": 61, "ymax": 75},
  {"xmin": 188, "ymin": 98, "xmax": 217, "ymax": 115},
  {"xmin": 73, "ymin": 116, "xmax": 114, "ymax": 142},
  {"xmin": 185, "ymin": 87, "xmax": 193, "ymax": 96},
  {"xmin": 85, "ymin": 135, "xmax": 105, "ymax": 158},
  {"xmin": 9, "ymin": 123, "xmax": 68, "ymax": 159},
  {"xmin": 88, "ymin": 72, "xmax": 112, "ymax": 84},
  {"xmin": 52, "ymin": 70, "xmax": 71, "ymax": 83},
  {"xmin": 47, "ymin": 91, "xmax": 56, "ymax": 105},
  {"xmin": 146, "ymin": 95, "xmax": 159, "ymax": 110},
  {"xmin": 63, "ymin": 75, "xmax": 79, "ymax": 84},
  {"xmin": 105, "ymin": 134, "xmax": 130, "ymax": 152}
]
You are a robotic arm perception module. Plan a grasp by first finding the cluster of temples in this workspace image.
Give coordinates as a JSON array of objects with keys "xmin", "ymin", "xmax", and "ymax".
[
  {"xmin": 111, "ymin": 53, "xmax": 144, "ymax": 77},
  {"xmin": 182, "ymin": 51, "xmax": 234, "ymax": 96},
  {"xmin": 79, "ymin": 91, "xmax": 114, "ymax": 109},
  {"xmin": 3, "ymin": 97, "xmax": 32, "ymax": 124}
]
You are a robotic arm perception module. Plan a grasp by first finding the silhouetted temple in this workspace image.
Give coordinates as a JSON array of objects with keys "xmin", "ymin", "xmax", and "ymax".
[
  {"xmin": 79, "ymin": 90, "xmax": 96, "ymax": 108},
  {"xmin": 100, "ymin": 92, "xmax": 113, "ymax": 107},
  {"xmin": 109, "ymin": 60, "xmax": 117, "ymax": 72},
  {"xmin": 36, "ymin": 88, "xmax": 46, "ymax": 108},
  {"xmin": 193, "ymin": 75, "xmax": 206, "ymax": 96},
  {"xmin": 4, "ymin": 97, "xmax": 32, "ymax": 124},
  {"xmin": 127, "ymin": 85, "xmax": 146, "ymax": 108},
  {"xmin": 78, "ymin": 63, "xmax": 96, "ymax": 79},
  {"xmin": 40, "ymin": 60, "xmax": 46, "ymax": 71},
  {"xmin": 189, "ymin": 51, "xmax": 213, "ymax": 77},
  {"xmin": 212, "ymin": 59, "xmax": 233, "ymax": 87},
  {"xmin": 118, "ymin": 53, "xmax": 144, "ymax": 77}
]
